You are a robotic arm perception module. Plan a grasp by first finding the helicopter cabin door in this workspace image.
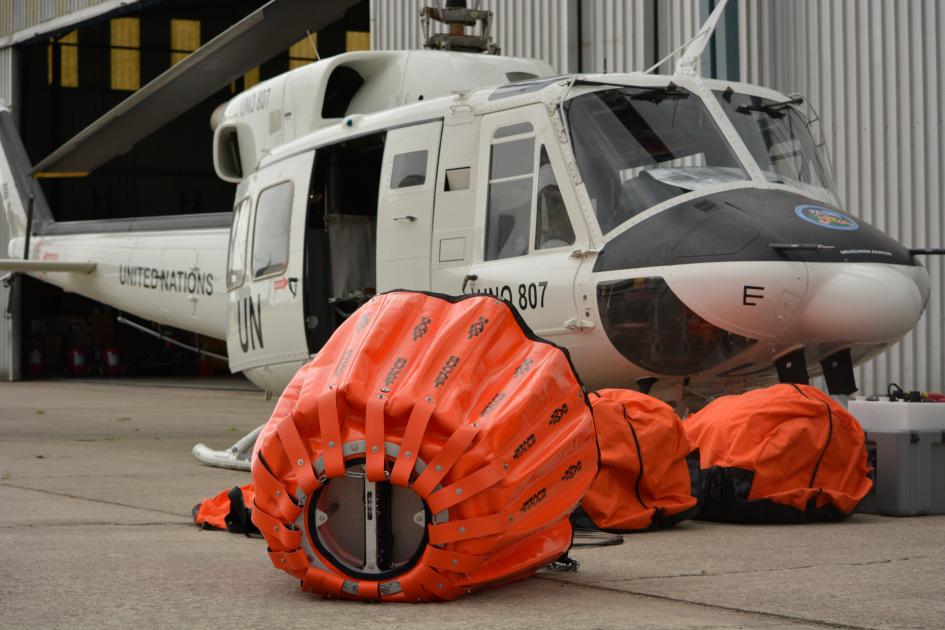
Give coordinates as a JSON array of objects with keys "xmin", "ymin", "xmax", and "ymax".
[
  {"xmin": 376, "ymin": 121, "xmax": 443, "ymax": 291},
  {"xmin": 463, "ymin": 107, "xmax": 587, "ymax": 342},
  {"xmin": 225, "ymin": 152, "xmax": 313, "ymax": 392}
]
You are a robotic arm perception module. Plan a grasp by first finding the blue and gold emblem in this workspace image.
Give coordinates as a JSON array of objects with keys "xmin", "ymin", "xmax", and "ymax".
[{"xmin": 794, "ymin": 205, "xmax": 859, "ymax": 231}]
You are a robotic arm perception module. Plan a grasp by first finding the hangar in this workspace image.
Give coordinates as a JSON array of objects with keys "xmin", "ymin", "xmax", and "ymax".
[
  {"xmin": 0, "ymin": 0, "xmax": 369, "ymax": 380},
  {"xmin": 0, "ymin": 0, "xmax": 942, "ymax": 398}
]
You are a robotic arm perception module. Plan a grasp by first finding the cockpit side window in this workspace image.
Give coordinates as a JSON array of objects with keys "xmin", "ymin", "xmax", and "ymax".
[
  {"xmin": 252, "ymin": 181, "xmax": 293, "ymax": 279},
  {"xmin": 485, "ymin": 123, "xmax": 535, "ymax": 261},
  {"xmin": 226, "ymin": 197, "xmax": 251, "ymax": 290},
  {"xmin": 535, "ymin": 146, "xmax": 575, "ymax": 250},
  {"xmin": 566, "ymin": 86, "xmax": 749, "ymax": 234}
]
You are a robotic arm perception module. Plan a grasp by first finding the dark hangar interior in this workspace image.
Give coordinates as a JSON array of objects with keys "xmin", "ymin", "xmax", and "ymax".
[{"xmin": 17, "ymin": 0, "xmax": 370, "ymax": 379}]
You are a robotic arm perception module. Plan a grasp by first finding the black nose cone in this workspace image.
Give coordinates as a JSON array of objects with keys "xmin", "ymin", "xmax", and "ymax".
[{"xmin": 593, "ymin": 188, "xmax": 915, "ymax": 272}]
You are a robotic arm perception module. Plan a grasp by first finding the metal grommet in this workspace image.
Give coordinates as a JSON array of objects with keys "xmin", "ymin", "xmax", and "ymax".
[
  {"xmin": 425, "ymin": 396, "xmax": 433, "ymax": 402},
  {"xmin": 273, "ymin": 525, "xmax": 280, "ymax": 531},
  {"xmin": 455, "ymin": 488, "xmax": 463, "ymax": 495},
  {"xmin": 458, "ymin": 526, "xmax": 466, "ymax": 534},
  {"xmin": 451, "ymin": 558, "xmax": 459, "ymax": 566},
  {"xmin": 380, "ymin": 387, "xmax": 390, "ymax": 393},
  {"xmin": 503, "ymin": 462, "xmax": 509, "ymax": 470},
  {"xmin": 296, "ymin": 458, "xmax": 304, "ymax": 466},
  {"xmin": 371, "ymin": 445, "xmax": 379, "ymax": 453},
  {"xmin": 328, "ymin": 440, "xmax": 336, "ymax": 448},
  {"xmin": 435, "ymin": 464, "xmax": 443, "ymax": 472},
  {"xmin": 437, "ymin": 583, "xmax": 444, "ymax": 589},
  {"xmin": 275, "ymin": 490, "xmax": 282, "ymax": 496},
  {"xmin": 405, "ymin": 450, "xmax": 412, "ymax": 458}
]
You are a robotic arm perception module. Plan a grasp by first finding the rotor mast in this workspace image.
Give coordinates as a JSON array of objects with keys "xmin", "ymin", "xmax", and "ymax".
[{"xmin": 421, "ymin": 1, "xmax": 500, "ymax": 54}]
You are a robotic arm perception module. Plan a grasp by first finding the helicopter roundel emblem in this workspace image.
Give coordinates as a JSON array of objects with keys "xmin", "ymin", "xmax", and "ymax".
[{"xmin": 794, "ymin": 205, "xmax": 859, "ymax": 231}]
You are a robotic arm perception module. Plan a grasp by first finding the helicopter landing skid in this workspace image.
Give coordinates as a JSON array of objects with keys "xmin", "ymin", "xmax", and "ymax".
[{"xmin": 192, "ymin": 425, "xmax": 263, "ymax": 471}]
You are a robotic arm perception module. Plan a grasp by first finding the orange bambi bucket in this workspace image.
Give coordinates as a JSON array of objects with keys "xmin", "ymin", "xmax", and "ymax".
[{"xmin": 250, "ymin": 291, "xmax": 598, "ymax": 601}]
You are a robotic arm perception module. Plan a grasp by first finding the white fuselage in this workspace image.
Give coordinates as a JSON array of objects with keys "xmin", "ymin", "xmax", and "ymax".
[
  {"xmin": 16, "ymin": 228, "xmax": 228, "ymax": 339},
  {"xmin": 6, "ymin": 51, "xmax": 930, "ymax": 400}
]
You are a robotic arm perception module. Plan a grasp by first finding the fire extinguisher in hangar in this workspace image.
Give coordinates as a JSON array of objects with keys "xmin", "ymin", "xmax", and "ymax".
[
  {"xmin": 105, "ymin": 346, "xmax": 121, "ymax": 377},
  {"xmin": 68, "ymin": 347, "xmax": 86, "ymax": 377},
  {"xmin": 27, "ymin": 346, "xmax": 43, "ymax": 378}
]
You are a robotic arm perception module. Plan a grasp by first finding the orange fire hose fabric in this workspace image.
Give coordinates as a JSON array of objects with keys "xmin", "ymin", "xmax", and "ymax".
[
  {"xmin": 193, "ymin": 484, "xmax": 257, "ymax": 534},
  {"xmin": 249, "ymin": 291, "xmax": 599, "ymax": 601},
  {"xmin": 684, "ymin": 383, "xmax": 872, "ymax": 523},
  {"xmin": 573, "ymin": 389, "xmax": 699, "ymax": 532}
]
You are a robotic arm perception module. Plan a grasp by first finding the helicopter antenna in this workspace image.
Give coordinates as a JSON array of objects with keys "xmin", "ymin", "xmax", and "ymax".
[
  {"xmin": 674, "ymin": 0, "xmax": 730, "ymax": 77},
  {"xmin": 305, "ymin": 29, "xmax": 319, "ymax": 60},
  {"xmin": 642, "ymin": 32, "xmax": 701, "ymax": 74}
]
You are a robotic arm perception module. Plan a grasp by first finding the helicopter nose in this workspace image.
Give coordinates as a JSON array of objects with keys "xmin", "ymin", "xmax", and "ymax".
[{"xmin": 795, "ymin": 262, "xmax": 929, "ymax": 344}]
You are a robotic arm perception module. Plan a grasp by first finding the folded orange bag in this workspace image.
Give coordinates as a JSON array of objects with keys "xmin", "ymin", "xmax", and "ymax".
[
  {"xmin": 685, "ymin": 383, "xmax": 872, "ymax": 523},
  {"xmin": 193, "ymin": 483, "xmax": 257, "ymax": 534},
  {"xmin": 573, "ymin": 389, "xmax": 699, "ymax": 533}
]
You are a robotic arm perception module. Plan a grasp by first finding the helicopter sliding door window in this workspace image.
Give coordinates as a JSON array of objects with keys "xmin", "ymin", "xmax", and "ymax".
[
  {"xmin": 226, "ymin": 198, "xmax": 252, "ymax": 290},
  {"xmin": 535, "ymin": 146, "xmax": 575, "ymax": 250},
  {"xmin": 391, "ymin": 151, "xmax": 428, "ymax": 189},
  {"xmin": 252, "ymin": 181, "xmax": 293, "ymax": 279},
  {"xmin": 485, "ymin": 123, "xmax": 536, "ymax": 261}
]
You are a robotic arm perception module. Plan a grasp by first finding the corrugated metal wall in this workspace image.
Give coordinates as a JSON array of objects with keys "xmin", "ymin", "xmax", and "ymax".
[
  {"xmin": 738, "ymin": 0, "xmax": 945, "ymax": 395},
  {"xmin": 0, "ymin": 46, "xmax": 17, "ymax": 381},
  {"xmin": 580, "ymin": 0, "xmax": 651, "ymax": 74}
]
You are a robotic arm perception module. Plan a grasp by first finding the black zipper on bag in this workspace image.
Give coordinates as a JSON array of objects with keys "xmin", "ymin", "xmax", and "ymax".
[
  {"xmin": 622, "ymin": 406, "xmax": 649, "ymax": 509},
  {"xmin": 789, "ymin": 384, "xmax": 834, "ymax": 488}
]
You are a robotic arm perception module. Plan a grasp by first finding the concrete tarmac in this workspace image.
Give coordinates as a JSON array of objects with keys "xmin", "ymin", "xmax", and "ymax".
[{"xmin": 1, "ymin": 380, "xmax": 943, "ymax": 629}]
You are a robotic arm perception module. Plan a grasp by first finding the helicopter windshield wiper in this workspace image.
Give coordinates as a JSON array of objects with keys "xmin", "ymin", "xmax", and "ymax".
[
  {"xmin": 769, "ymin": 243, "xmax": 835, "ymax": 252},
  {"xmin": 629, "ymin": 82, "xmax": 689, "ymax": 103},
  {"xmin": 568, "ymin": 79, "xmax": 689, "ymax": 103},
  {"xmin": 736, "ymin": 97, "xmax": 804, "ymax": 118}
]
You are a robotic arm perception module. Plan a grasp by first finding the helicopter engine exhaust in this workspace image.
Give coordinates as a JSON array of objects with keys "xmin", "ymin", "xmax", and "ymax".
[{"xmin": 249, "ymin": 290, "xmax": 597, "ymax": 601}]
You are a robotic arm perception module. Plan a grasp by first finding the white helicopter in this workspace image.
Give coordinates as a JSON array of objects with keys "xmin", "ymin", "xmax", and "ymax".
[{"xmin": 0, "ymin": 0, "xmax": 932, "ymax": 468}]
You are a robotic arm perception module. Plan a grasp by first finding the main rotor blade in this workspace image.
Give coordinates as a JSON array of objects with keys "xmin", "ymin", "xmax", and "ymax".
[{"xmin": 32, "ymin": 0, "xmax": 360, "ymax": 176}]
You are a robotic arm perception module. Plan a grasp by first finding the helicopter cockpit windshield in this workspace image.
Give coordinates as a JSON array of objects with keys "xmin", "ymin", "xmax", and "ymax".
[
  {"xmin": 714, "ymin": 90, "xmax": 838, "ymax": 203},
  {"xmin": 566, "ymin": 85, "xmax": 749, "ymax": 234}
]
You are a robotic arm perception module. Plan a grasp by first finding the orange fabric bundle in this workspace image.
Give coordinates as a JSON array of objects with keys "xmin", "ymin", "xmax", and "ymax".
[
  {"xmin": 192, "ymin": 483, "xmax": 257, "ymax": 533},
  {"xmin": 575, "ymin": 389, "xmax": 698, "ymax": 532},
  {"xmin": 250, "ymin": 291, "xmax": 598, "ymax": 601},
  {"xmin": 684, "ymin": 383, "xmax": 872, "ymax": 523}
]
